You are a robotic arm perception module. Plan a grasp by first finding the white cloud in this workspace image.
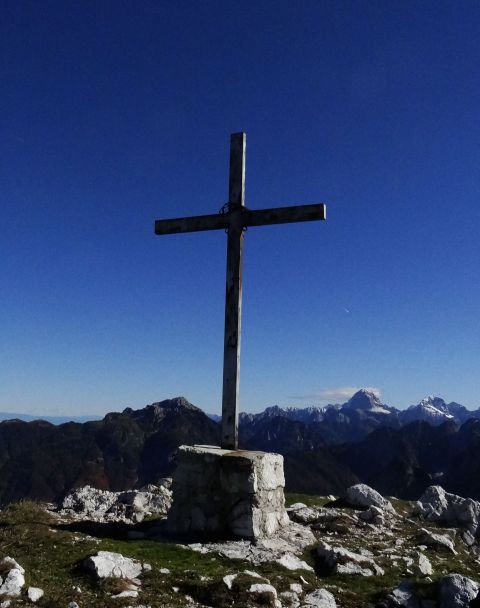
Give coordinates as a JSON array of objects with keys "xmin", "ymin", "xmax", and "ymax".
[{"xmin": 288, "ymin": 386, "xmax": 382, "ymax": 403}]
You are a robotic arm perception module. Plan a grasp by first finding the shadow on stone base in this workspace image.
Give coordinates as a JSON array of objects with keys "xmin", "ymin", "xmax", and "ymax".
[{"xmin": 165, "ymin": 445, "xmax": 290, "ymax": 540}]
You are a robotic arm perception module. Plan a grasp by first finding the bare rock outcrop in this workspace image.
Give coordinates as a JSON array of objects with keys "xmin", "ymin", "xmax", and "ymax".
[
  {"xmin": 414, "ymin": 485, "xmax": 480, "ymax": 539},
  {"xmin": 84, "ymin": 550, "xmax": 151, "ymax": 579},
  {"xmin": 302, "ymin": 588, "xmax": 337, "ymax": 607},
  {"xmin": 316, "ymin": 541, "xmax": 384, "ymax": 576},
  {"xmin": 345, "ymin": 484, "xmax": 394, "ymax": 512},
  {"xmin": 0, "ymin": 557, "xmax": 25, "ymax": 597},
  {"xmin": 57, "ymin": 481, "xmax": 172, "ymax": 523},
  {"xmin": 439, "ymin": 573, "xmax": 479, "ymax": 607}
]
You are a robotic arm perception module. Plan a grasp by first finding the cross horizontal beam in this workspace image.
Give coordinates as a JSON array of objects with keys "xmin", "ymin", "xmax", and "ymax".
[{"xmin": 154, "ymin": 203, "xmax": 326, "ymax": 235}]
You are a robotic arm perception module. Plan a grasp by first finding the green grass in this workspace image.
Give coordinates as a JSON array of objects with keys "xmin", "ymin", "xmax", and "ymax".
[
  {"xmin": 0, "ymin": 502, "xmax": 314, "ymax": 607},
  {"xmin": 284, "ymin": 493, "xmax": 333, "ymax": 508}
]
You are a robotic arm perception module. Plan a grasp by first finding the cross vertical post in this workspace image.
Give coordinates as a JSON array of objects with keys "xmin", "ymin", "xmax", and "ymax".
[
  {"xmin": 154, "ymin": 132, "xmax": 326, "ymax": 452},
  {"xmin": 221, "ymin": 132, "xmax": 246, "ymax": 449}
]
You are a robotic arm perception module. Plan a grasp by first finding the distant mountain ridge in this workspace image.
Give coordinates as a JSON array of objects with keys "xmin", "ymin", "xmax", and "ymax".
[
  {"xmin": 0, "ymin": 411, "xmax": 102, "ymax": 424},
  {"xmin": 235, "ymin": 390, "xmax": 480, "ymax": 444},
  {"xmin": 0, "ymin": 397, "xmax": 220, "ymax": 506},
  {"xmin": 1, "ymin": 391, "xmax": 480, "ymax": 506}
]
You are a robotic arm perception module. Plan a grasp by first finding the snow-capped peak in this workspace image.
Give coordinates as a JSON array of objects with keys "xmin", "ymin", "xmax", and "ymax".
[
  {"xmin": 406, "ymin": 396, "xmax": 454, "ymax": 421},
  {"xmin": 345, "ymin": 389, "xmax": 391, "ymax": 414}
]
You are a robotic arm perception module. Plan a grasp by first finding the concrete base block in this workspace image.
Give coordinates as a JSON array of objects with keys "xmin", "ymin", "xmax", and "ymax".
[{"xmin": 166, "ymin": 445, "xmax": 290, "ymax": 540}]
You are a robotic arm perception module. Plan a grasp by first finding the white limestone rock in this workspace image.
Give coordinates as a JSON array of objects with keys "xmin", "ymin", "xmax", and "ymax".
[
  {"xmin": 27, "ymin": 587, "xmax": 44, "ymax": 602},
  {"xmin": 277, "ymin": 553, "xmax": 313, "ymax": 572},
  {"xmin": 388, "ymin": 582, "xmax": 421, "ymax": 607},
  {"xmin": 223, "ymin": 574, "xmax": 237, "ymax": 590},
  {"xmin": 416, "ymin": 528, "xmax": 456, "ymax": 554},
  {"xmin": 186, "ymin": 520, "xmax": 314, "ymax": 569},
  {"xmin": 346, "ymin": 484, "xmax": 394, "ymax": 512},
  {"xmin": 0, "ymin": 557, "xmax": 25, "ymax": 597},
  {"xmin": 287, "ymin": 504, "xmax": 322, "ymax": 524},
  {"xmin": 302, "ymin": 588, "xmax": 337, "ymax": 607},
  {"xmin": 414, "ymin": 485, "xmax": 480, "ymax": 537},
  {"xmin": 248, "ymin": 583, "xmax": 278, "ymax": 599},
  {"xmin": 112, "ymin": 589, "xmax": 139, "ymax": 599},
  {"xmin": 439, "ymin": 573, "xmax": 479, "ymax": 607},
  {"xmin": 58, "ymin": 482, "xmax": 172, "ymax": 524},
  {"xmin": 413, "ymin": 552, "xmax": 432, "ymax": 577},
  {"xmin": 244, "ymin": 570, "xmax": 265, "ymax": 579},
  {"xmin": 84, "ymin": 551, "xmax": 150, "ymax": 579},
  {"xmin": 316, "ymin": 541, "xmax": 384, "ymax": 576},
  {"xmin": 0, "ymin": 558, "xmax": 24, "ymax": 575},
  {"xmin": 360, "ymin": 504, "xmax": 390, "ymax": 526}
]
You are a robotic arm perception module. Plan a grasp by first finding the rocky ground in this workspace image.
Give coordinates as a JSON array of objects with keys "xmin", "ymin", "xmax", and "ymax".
[{"xmin": 0, "ymin": 483, "xmax": 479, "ymax": 607}]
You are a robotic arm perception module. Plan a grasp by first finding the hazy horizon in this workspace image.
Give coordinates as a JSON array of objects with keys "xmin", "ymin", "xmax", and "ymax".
[{"xmin": 1, "ymin": 388, "xmax": 478, "ymax": 420}]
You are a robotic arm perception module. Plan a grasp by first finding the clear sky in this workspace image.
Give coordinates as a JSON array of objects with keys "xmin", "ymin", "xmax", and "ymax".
[{"xmin": 2, "ymin": 1, "xmax": 479, "ymax": 415}]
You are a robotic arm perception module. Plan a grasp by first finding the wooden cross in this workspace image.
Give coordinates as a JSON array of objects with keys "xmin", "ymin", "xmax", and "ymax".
[{"xmin": 154, "ymin": 133, "xmax": 326, "ymax": 450}]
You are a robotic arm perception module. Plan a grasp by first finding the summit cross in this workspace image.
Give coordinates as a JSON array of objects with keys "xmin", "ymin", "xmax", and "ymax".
[{"xmin": 154, "ymin": 133, "xmax": 326, "ymax": 450}]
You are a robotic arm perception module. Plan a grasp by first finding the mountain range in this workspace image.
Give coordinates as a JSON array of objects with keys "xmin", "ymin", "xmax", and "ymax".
[
  {"xmin": 0, "ymin": 412, "xmax": 102, "ymax": 424},
  {"xmin": 0, "ymin": 390, "xmax": 480, "ymax": 506},
  {"xmin": 238, "ymin": 390, "xmax": 480, "ymax": 444}
]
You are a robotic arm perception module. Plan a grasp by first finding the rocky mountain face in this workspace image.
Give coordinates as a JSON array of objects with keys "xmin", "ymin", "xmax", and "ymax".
[
  {"xmin": 400, "ymin": 395, "xmax": 475, "ymax": 426},
  {"xmin": 0, "ymin": 398, "xmax": 220, "ymax": 506},
  {"xmin": 236, "ymin": 390, "xmax": 480, "ymax": 499},
  {"xmin": 240, "ymin": 390, "xmax": 480, "ymax": 444}
]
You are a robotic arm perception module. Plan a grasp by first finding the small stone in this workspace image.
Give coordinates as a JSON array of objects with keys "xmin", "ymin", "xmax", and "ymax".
[
  {"xmin": 414, "ymin": 553, "xmax": 433, "ymax": 577},
  {"xmin": 462, "ymin": 529, "xmax": 476, "ymax": 546},
  {"xmin": 389, "ymin": 582, "xmax": 420, "ymax": 607},
  {"xmin": 359, "ymin": 505, "xmax": 386, "ymax": 525},
  {"xmin": 302, "ymin": 588, "xmax": 337, "ymax": 607},
  {"xmin": 287, "ymin": 504, "xmax": 322, "ymax": 524},
  {"xmin": 0, "ymin": 558, "xmax": 24, "ymax": 575},
  {"xmin": 416, "ymin": 528, "xmax": 457, "ymax": 554},
  {"xmin": 345, "ymin": 484, "xmax": 394, "ymax": 511},
  {"xmin": 84, "ymin": 551, "xmax": 144, "ymax": 579},
  {"xmin": 112, "ymin": 590, "xmax": 139, "ymax": 599},
  {"xmin": 244, "ymin": 570, "xmax": 264, "ymax": 579},
  {"xmin": 278, "ymin": 553, "xmax": 313, "ymax": 571},
  {"xmin": 439, "ymin": 573, "xmax": 479, "ymax": 607},
  {"xmin": 223, "ymin": 574, "xmax": 237, "ymax": 590},
  {"xmin": 27, "ymin": 587, "xmax": 44, "ymax": 602},
  {"xmin": 0, "ymin": 567, "xmax": 25, "ymax": 597},
  {"xmin": 290, "ymin": 583, "xmax": 303, "ymax": 593},
  {"xmin": 248, "ymin": 583, "xmax": 278, "ymax": 599},
  {"xmin": 316, "ymin": 541, "xmax": 384, "ymax": 576}
]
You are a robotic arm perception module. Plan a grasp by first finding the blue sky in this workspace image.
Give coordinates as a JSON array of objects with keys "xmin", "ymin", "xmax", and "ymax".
[{"xmin": 1, "ymin": 1, "xmax": 479, "ymax": 415}]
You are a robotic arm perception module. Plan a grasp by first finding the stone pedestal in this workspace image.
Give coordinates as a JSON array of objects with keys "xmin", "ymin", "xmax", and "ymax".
[{"xmin": 166, "ymin": 445, "xmax": 290, "ymax": 540}]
